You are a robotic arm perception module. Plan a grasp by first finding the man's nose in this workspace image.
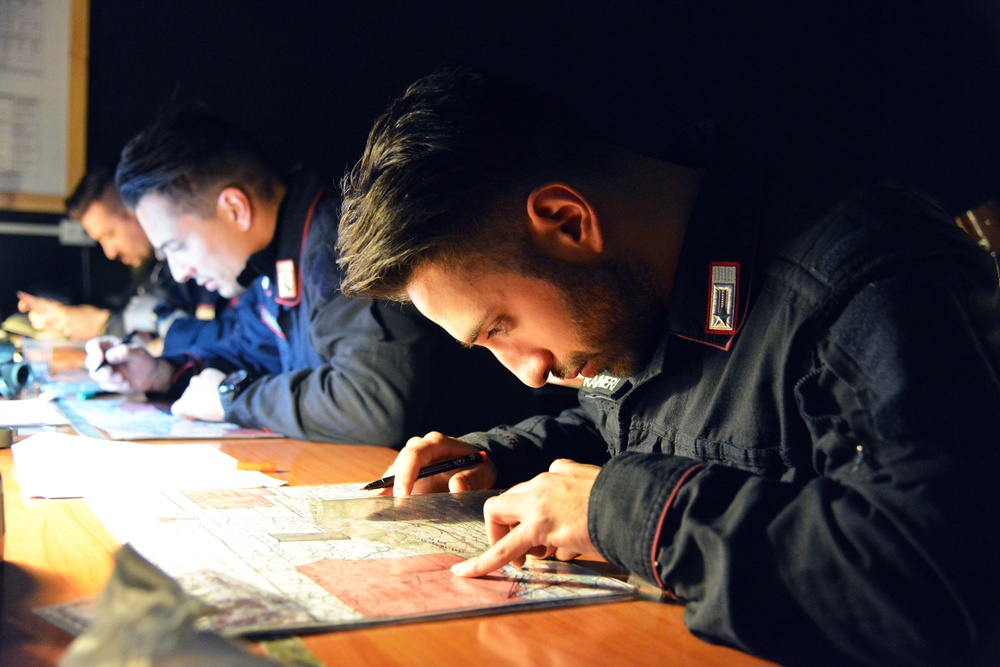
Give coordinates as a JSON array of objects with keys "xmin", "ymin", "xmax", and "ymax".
[
  {"xmin": 166, "ymin": 254, "xmax": 193, "ymax": 283},
  {"xmin": 493, "ymin": 348, "xmax": 551, "ymax": 389}
]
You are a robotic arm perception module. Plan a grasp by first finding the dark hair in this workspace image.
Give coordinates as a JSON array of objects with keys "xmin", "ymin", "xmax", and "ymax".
[
  {"xmin": 115, "ymin": 105, "xmax": 282, "ymax": 215},
  {"xmin": 337, "ymin": 68, "xmax": 609, "ymax": 301},
  {"xmin": 65, "ymin": 168, "xmax": 128, "ymax": 220}
]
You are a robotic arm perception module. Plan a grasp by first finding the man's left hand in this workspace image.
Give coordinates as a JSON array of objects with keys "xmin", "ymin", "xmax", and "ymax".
[
  {"xmin": 170, "ymin": 368, "xmax": 227, "ymax": 421},
  {"xmin": 450, "ymin": 458, "xmax": 600, "ymax": 577}
]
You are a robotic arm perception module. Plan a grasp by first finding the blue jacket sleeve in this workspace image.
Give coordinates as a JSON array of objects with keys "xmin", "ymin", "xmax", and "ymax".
[
  {"xmin": 159, "ymin": 298, "xmax": 241, "ymax": 358},
  {"xmin": 162, "ymin": 286, "xmax": 282, "ymax": 391}
]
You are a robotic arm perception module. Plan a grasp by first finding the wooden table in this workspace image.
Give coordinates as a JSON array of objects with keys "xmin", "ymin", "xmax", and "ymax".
[{"xmin": 0, "ymin": 435, "xmax": 772, "ymax": 666}]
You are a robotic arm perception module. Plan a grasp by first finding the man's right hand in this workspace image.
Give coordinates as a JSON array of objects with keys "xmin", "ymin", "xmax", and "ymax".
[
  {"xmin": 84, "ymin": 335, "xmax": 174, "ymax": 394},
  {"xmin": 380, "ymin": 431, "xmax": 497, "ymax": 497},
  {"xmin": 18, "ymin": 291, "xmax": 110, "ymax": 341}
]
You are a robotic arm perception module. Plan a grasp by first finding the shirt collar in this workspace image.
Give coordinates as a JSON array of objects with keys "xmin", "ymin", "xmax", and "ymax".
[
  {"xmin": 663, "ymin": 121, "xmax": 764, "ymax": 351},
  {"xmin": 238, "ymin": 171, "xmax": 325, "ymax": 288}
]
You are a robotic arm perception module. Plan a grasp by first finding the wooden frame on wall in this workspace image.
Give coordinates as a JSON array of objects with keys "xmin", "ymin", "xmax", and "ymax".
[{"xmin": 0, "ymin": 0, "xmax": 88, "ymax": 214}]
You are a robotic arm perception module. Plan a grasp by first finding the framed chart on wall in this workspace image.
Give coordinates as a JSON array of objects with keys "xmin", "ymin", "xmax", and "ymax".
[{"xmin": 0, "ymin": 0, "xmax": 88, "ymax": 213}]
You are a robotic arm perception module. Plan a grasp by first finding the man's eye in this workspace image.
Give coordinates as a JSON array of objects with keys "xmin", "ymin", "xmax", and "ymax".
[{"xmin": 485, "ymin": 319, "xmax": 507, "ymax": 340}]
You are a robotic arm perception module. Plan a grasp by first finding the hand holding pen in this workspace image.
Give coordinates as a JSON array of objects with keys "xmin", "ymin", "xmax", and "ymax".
[
  {"xmin": 84, "ymin": 332, "xmax": 172, "ymax": 395},
  {"xmin": 94, "ymin": 331, "xmax": 138, "ymax": 371},
  {"xmin": 361, "ymin": 451, "xmax": 488, "ymax": 491},
  {"xmin": 371, "ymin": 432, "xmax": 498, "ymax": 496}
]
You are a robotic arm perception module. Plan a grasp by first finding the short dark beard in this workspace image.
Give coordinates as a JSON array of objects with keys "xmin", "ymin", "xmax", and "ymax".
[
  {"xmin": 498, "ymin": 242, "xmax": 664, "ymax": 378},
  {"xmin": 558, "ymin": 258, "xmax": 662, "ymax": 378}
]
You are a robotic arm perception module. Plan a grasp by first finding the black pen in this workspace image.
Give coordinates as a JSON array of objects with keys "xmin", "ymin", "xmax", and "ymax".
[
  {"xmin": 360, "ymin": 451, "xmax": 488, "ymax": 491},
  {"xmin": 95, "ymin": 331, "xmax": 138, "ymax": 372}
]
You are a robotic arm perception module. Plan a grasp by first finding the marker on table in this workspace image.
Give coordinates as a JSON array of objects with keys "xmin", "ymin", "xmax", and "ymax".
[
  {"xmin": 360, "ymin": 451, "xmax": 488, "ymax": 491},
  {"xmin": 94, "ymin": 331, "xmax": 138, "ymax": 372},
  {"xmin": 237, "ymin": 461, "xmax": 279, "ymax": 473}
]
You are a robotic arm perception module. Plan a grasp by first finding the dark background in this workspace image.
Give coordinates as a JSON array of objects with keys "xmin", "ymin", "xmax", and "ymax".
[{"xmin": 2, "ymin": 0, "xmax": 998, "ymax": 318}]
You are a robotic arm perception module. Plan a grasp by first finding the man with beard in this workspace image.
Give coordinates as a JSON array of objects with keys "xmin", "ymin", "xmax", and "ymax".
[{"xmin": 335, "ymin": 69, "xmax": 1000, "ymax": 665}]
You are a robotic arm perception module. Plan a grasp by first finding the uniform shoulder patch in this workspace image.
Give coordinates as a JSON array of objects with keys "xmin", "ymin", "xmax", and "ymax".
[{"xmin": 706, "ymin": 262, "xmax": 739, "ymax": 334}]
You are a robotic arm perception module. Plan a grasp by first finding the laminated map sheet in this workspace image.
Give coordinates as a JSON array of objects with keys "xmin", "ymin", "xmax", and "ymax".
[
  {"xmin": 54, "ymin": 397, "xmax": 281, "ymax": 440},
  {"xmin": 37, "ymin": 484, "xmax": 636, "ymax": 636}
]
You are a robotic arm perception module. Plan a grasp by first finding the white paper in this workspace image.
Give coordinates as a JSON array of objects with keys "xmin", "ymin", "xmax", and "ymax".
[
  {"xmin": 0, "ymin": 397, "xmax": 69, "ymax": 426},
  {"xmin": 11, "ymin": 432, "xmax": 286, "ymax": 500}
]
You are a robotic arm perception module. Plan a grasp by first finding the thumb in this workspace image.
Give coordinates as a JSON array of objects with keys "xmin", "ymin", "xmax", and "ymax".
[
  {"xmin": 449, "ymin": 470, "xmax": 475, "ymax": 493},
  {"xmin": 103, "ymin": 344, "xmax": 132, "ymax": 366}
]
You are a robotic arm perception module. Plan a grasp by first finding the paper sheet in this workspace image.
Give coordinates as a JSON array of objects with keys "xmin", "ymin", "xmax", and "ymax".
[
  {"xmin": 0, "ymin": 397, "xmax": 69, "ymax": 426},
  {"xmin": 10, "ymin": 432, "xmax": 285, "ymax": 499}
]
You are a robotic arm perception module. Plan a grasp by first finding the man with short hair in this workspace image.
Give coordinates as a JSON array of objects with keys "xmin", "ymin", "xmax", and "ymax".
[
  {"xmin": 335, "ymin": 69, "xmax": 1000, "ymax": 665},
  {"xmin": 95, "ymin": 107, "xmax": 539, "ymax": 446},
  {"xmin": 18, "ymin": 168, "xmax": 228, "ymax": 351}
]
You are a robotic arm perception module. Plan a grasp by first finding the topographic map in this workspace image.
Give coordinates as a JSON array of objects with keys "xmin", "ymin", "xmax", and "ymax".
[{"xmin": 39, "ymin": 484, "xmax": 635, "ymax": 636}]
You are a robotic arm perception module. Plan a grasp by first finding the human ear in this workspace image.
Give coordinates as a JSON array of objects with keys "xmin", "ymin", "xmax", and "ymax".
[
  {"xmin": 526, "ymin": 183, "xmax": 603, "ymax": 260},
  {"xmin": 217, "ymin": 187, "xmax": 253, "ymax": 232}
]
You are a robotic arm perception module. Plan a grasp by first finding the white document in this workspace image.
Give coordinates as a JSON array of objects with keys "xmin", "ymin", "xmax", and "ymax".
[
  {"xmin": 0, "ymin": 397, "xmax": 69, "ymax": 426},
  {"xmin": 11, "ymin": 432, "xmax": 286, "ymax": 499}
]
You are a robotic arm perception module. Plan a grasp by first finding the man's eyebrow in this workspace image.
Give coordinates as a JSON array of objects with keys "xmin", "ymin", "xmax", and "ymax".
[
  {"xmin": 155, "ymin": 238, "xmax": 176, "ymax": 254},
  {"xmin": 462, "ymin": 313, "xmax": 488, "ymax": 349}
]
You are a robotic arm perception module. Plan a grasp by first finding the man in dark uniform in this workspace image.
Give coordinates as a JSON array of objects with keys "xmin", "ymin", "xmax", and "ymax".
[
  {"xmin": 335, "ymin": 69, "xmax": 1000, "ymax": 665},
  {"xmin": 91, "ymin": 107, "xmax": 539, "ymax": 446}
]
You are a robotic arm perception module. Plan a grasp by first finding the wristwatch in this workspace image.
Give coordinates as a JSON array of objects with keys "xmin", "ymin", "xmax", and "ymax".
[{"xmin": 218, "ymin": 369, "xmax": 253, "ymax": 411}]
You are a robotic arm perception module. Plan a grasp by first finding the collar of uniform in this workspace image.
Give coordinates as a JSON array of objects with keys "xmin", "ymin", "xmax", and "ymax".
[
  {"xmin": 663, "ymin": 122, "xmax": 763, "ymax": 351},
  {"xmin": 242, "ymin": 171, "xmax": 326, "ymax": 288}
]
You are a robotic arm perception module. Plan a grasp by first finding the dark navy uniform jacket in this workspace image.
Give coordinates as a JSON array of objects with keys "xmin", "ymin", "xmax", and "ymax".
[
  {"xmin": 460, "ymin": 124, "xmax": 1000, "ymax": 666},
  {"xmin": 165, "ymin": 173, "xmax": 539, "ymax": 447}
]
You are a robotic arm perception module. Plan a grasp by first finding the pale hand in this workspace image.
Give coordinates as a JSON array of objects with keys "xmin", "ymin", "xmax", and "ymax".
[
  {"xmin": 84, "ymin": 335, "xmax": 172, "ymax": 394},
  {"xmin": 379, "ymin": 431, "xmax": 497, "ymax": 497},
  {"xmin": 170, "ymin": 368, "xmax": 227, "ymax": 422},
  {"xmin": 18, "ymin": 291, "xmax": 110, "ymax": 341},
  {"xmin": 451, "ymin": 458, "xmax": 600, "ymax": 577}
]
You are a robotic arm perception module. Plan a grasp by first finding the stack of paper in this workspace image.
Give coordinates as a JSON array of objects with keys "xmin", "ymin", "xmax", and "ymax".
[
  {"xmin": 0, "ymin": 397, "xmax": 69, "ymax": 427},
  {"xmin": 11, "ymin": 432, "xmax": 286, "ymax": 500}
]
